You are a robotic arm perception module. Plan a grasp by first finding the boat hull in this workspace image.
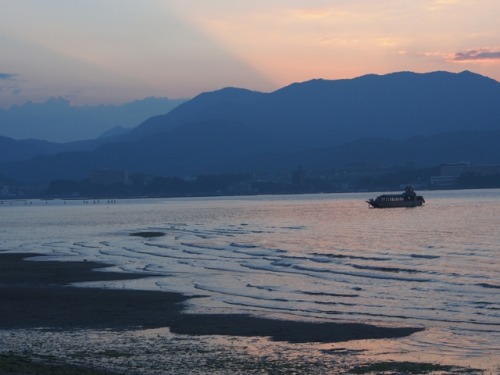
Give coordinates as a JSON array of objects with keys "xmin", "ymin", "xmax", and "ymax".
[{"xmin": 367, "ymin": 199, "xmax": 424, "ymax": 208}]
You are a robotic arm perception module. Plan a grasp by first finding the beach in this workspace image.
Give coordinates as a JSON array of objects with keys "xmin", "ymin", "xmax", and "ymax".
[{"xmin": 0, "ymin": 252, "xmax": 483, "ymax": 374}]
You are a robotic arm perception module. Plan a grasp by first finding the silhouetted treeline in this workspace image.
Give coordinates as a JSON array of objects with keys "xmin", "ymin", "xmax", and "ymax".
[
  {"xmin": 45, "ymin": 173, "xmax": 255, "ymax": 198},
  {"xmin": 18, "ymin": 166, "xmax": 500, "ymax": 200},
  {"xmin": 457, "ymin": 173, "xmax": 500, "ymax": 189}
]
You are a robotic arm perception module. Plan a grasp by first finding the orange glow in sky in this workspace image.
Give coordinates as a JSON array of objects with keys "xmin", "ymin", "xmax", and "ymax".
[{"xmin": 1, "ymin": 0, "xmax": 499, "ymax": 107}]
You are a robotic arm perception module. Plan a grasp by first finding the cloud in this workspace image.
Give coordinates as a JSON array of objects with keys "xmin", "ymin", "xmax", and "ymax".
[
  {"xmin": 450, "ymin": 49, "xmax": 500, "ymax": 62},
  {"xmin": 0, "ymin": 74, "xmax": 21, "ymax": 106},
  {"xmin": 0, "ymin": 73, "xmax": 18, "ymax": 80}
]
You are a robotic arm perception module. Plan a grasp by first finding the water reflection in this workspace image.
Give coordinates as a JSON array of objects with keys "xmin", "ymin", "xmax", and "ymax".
[{"xmin": 1, "ymin": 190, "xmax": 499, "ymax": 371}]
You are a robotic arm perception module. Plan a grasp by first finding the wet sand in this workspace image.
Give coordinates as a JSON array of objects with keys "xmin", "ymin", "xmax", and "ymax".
[
  {"xmin": 1, "ymin": 253, "xmax": 487, "ymax": 374},
  {"xmin": 0, "ymin": 252, "xmax": 422, "ymax": 342}
]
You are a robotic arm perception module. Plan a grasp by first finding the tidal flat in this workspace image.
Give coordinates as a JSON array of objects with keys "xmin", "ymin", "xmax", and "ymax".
[{"xmin": 0, "ymin": 253, "xmax": 486, "ymax": 374}]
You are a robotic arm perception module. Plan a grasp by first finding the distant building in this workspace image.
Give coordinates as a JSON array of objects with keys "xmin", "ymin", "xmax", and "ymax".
[
  {"xmin": 431, "ymin": 163, "xmax": 500, "ymax": 186},
  {"xmin": 292, "ymin": 166, "xmax": 305, "ymax": 186},
  {"xmin": 182, "ymin": 176, "xmax": 197, "ymax": 183},
  {"xmin": 227, "ymin": 181, "xmax": 253, "ymax": 195},
  {"xmin": 90, "ymin": 169, "xmax": 129, "ymax": 186},
  {"xmin": 0, "ymin": 185, "xmax": 12, "ymax": 197}
]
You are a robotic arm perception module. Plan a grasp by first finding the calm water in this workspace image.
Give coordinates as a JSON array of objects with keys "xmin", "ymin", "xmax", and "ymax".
[{"xmin": 1, "ymin": 190, "xmax": 499, "ymax": 370}]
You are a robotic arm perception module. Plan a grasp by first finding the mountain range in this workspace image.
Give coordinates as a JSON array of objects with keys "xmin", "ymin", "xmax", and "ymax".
[{"xmin": 1, "ymin": 70, "xmax": 499, "ymax": 184}]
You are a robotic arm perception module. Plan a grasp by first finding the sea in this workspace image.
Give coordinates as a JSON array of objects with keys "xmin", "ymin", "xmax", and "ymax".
[{"xmin": 1, "ymin": 189, "xmax": 499, "ymax": 372}]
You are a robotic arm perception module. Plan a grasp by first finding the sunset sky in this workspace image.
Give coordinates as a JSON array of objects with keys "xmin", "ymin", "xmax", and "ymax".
[{"xmin": 1, "ymin": 0, "xmax": 499, "ymax": 108}]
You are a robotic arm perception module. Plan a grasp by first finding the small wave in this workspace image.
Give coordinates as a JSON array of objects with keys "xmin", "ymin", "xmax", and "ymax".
[
  {"xmin": 231, "ymin": 245, "xmax": 287, "ymax": 257},
  {"xmin": 350, "ymin": 264, "xmax": 419, "ymax": 274},
  {"xmin": 281, "ymin": 226, "xmax": 306, "ymax": 230},
  {"xmin": 230, "ymin": 242, "xmax": 257, "ymax": 249},
  {"xmin": 183, "ymin": 250, "xmax": 203, "ymax": 255},
  {"xmin": 301, "ymin": 291, "xmax": 359, "ymax": 298},
  {"xmin": 291, "ymin": 265, "xmax": 431, "ymax": 283},
  {"xmin": 210, "ymin": 228, "xmax": 247, "ymax": 236},
  {"xmin": 314, "ymin": 300, "xmax": 356, "ymax": 307},
  {"xmin": 246, "ymin": 284, "xmax": 276, "ymax": 292},
  {"xmin": 411, "ymin": 254, "xmax": 440, "ymax": 259},
  {"xmin": 98, "ymin": 248, "xmax": 140, "ymax": 259},
  {"xmin": 73, "ymin": 242, "xmax": 100, "ymax": 249},
  {"xmin": 194, "ymin": 283, "xmax": 297, "ymax": 305},
  {"xmin": 477, "ymin": 283, "xmax": 500, "ymax": 289},
  {"xmin": 222, "ymin": 299, "xmax": 323, "ymax": 316},
  {"xmin": 270, "ymin": 260, "xmax": 295, "ymax": 268},
  {"xmin": 244, "ymin": 285, "xmax": 360, "ymax": 301},
  {"xmin": 180, "ymin": 242, "xmax": 226, "ymax": 251},
  {"xmin": 311, "ymin": 252, "xmax": 389, "ymax": 261},
  {"xmin": 310, "ymin": 257, "xmax": 332, "ymax": 264},
  {"xmin": 144, "ymin": 243, "xmax": 172, "ymax": 250}
]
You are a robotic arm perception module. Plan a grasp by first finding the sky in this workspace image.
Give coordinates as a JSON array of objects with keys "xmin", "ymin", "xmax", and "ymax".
[{"xmin": 1, "ymin": 0, "xmax": 499, "ymax": 108}]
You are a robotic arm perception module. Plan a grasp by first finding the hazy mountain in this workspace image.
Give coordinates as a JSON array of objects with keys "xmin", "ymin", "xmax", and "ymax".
[
  {"xmin": 1, "ymin": 71, "xmax": 499, "ymax": 183},
  {"xmin": 236, "ymin": 130, "xmax": 500, "ymax": 173},
  {"xmin": 0, "ymin": 97, "xmax": 186, "ymax": 143},
  {"xmin": 0, "ymin": 136, "xmax": 54, "ymax": 163},
  {"xmin": 0, "ymin": 119, "xmax": 290, "ymax": 182},
  {"xmin": 0, "ymin": 135, "xmax": 115, "ymax": 163},
  {"xmin": 3, "ymin": 128, "xmax": 500, "ymax": 184},
  {"xmin": 98, "ymin": 126, "xmax": 130, "ymax": 138}
]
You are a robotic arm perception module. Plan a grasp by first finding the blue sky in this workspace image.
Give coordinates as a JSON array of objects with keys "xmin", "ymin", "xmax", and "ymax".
[{"xmin": 1, "ymin": 0, "xmax": 499, "ymax": 108}]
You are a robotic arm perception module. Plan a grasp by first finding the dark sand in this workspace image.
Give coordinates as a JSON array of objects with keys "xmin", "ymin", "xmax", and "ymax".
[{"xmin": 0, "ymin": 253, "xmax": 423, "ymax": 342}]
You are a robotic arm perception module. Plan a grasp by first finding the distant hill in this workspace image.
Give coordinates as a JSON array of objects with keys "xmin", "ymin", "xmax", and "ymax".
[
  {"xmin": 0, "ymin": 135, "xmax": 115, "ymax": 164},
  {"xmin": 0, "ymin": 97, "xmax": 186, "ymax": 142},
  {"xmin": 235, "ymin": 130, "xmax": 500, "ymax": 173},
  {"xmin": 0, "ymin": 136, "xmax": 64, "ymax": 162},
  {"xmin": 98, "ymin": 126, "xmax": 130, "ymax": 138},
  {"xmin": 2, "ymin": 128, "xmax": 500, "ymax": 184},
  {"xmin": 1, "ymin": 71, "xmax": 499, "ymax": 184}
]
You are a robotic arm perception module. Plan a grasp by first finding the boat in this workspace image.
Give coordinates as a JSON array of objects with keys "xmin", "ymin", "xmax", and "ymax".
[{"xmin": 367, "ymin": 186, "xmax": 425, "ymax": 208}]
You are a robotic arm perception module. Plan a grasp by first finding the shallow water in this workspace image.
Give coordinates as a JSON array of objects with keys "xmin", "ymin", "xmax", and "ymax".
[{"xmin": 1, "ymin": 190, "xmax": 499, "ymax": 371}]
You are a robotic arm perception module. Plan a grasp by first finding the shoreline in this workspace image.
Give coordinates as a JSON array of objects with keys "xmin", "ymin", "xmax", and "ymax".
[
  {"xmin": 0, "ymin": 252, "xmax": 423, "ymax": 341},
  {"xmin": 1, "ymin": 252, "xmax": 486, "ymax": 374}
]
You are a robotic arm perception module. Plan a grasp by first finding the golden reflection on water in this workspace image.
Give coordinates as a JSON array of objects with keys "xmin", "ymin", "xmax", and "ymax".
[{"xmin": 325, "ymin": 327, "xmax": 499, "ymax": 373}]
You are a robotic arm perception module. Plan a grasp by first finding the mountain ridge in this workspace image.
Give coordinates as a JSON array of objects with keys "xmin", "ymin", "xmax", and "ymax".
[
  {"xmin": 1, "ymin": 70, "xmax": 499, "ymax": 184},
  {"xmin": 126, "ymin": 70, "xmax": 500, "ymax": 146}
]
